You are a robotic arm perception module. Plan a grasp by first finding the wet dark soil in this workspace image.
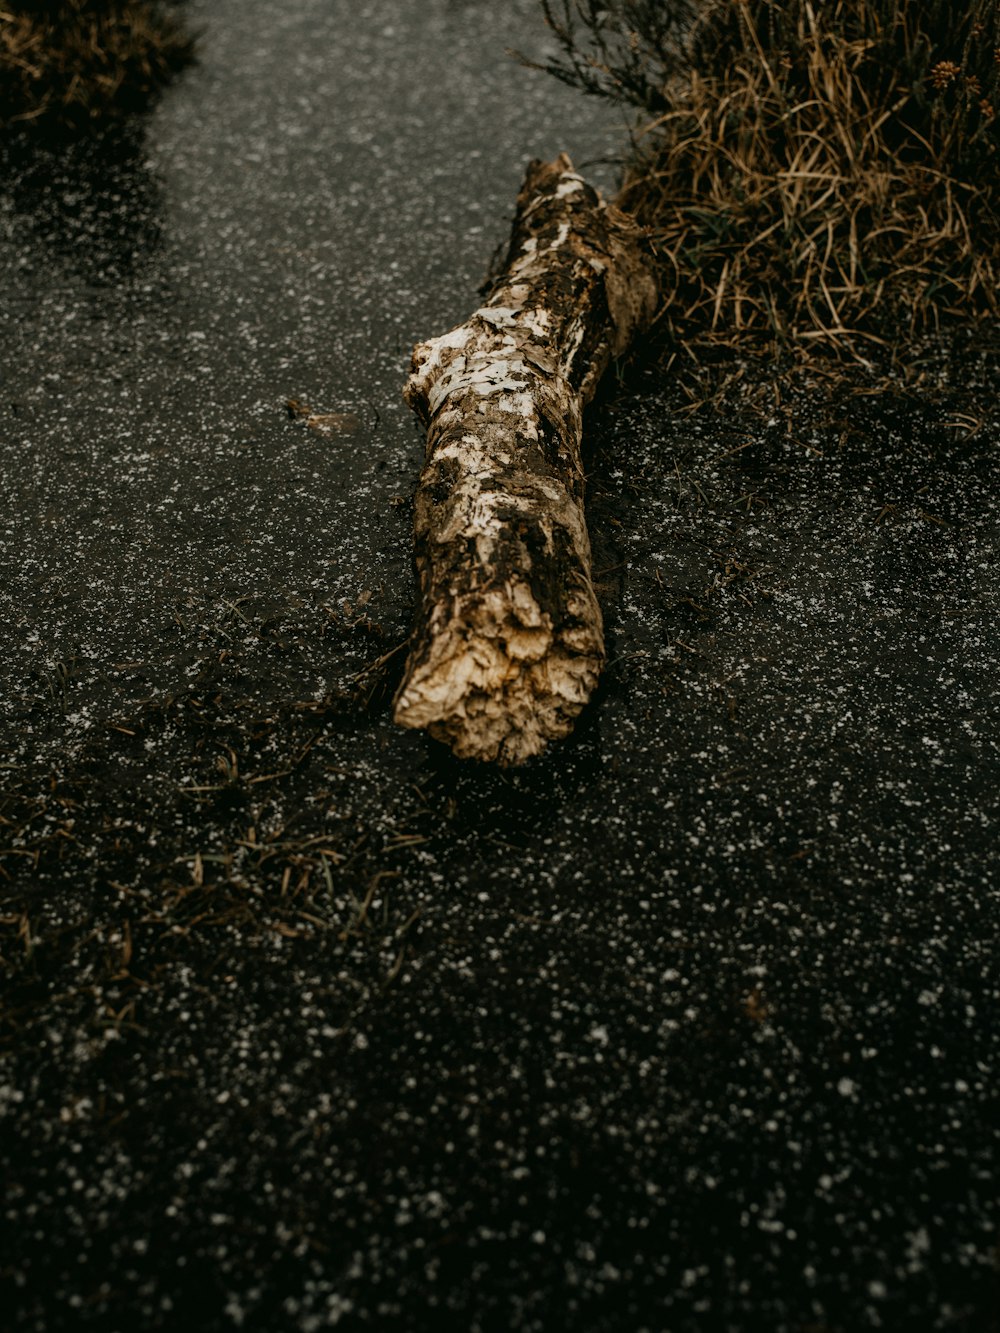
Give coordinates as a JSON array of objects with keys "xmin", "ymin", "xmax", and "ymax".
[{"xmin": 2, "ymin": 3, "xmax": 998, "ymax": 1331}]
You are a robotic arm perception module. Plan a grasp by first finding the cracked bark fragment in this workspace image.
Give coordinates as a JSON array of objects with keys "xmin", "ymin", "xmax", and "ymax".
[{"xmin": 394, "ymin": 153, "xmax": 658, "ymax": 765}]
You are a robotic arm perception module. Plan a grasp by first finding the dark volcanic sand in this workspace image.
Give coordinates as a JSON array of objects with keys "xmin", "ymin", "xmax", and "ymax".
[{"xmin": 1, "ymin": 2, "xmax": 998, "ymax": 1331}]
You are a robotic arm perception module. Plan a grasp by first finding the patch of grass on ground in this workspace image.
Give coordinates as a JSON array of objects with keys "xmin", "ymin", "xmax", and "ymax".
[
  {"xmin": 0, "ymin": 612, "xmax": 422, "ymax": 1054},
  {"xmin": 0, "ymin": 0, "xmax": 193, "ymax": 130},
  {"xmin": 532, "ymin": 1, "xmax": 1000, "ymax": 374}
]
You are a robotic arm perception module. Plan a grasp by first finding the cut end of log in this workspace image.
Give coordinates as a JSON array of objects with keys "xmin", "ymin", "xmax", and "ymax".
[{"xmin": 393, "ymin": 583, "xmax": 603, "ymax": 765}]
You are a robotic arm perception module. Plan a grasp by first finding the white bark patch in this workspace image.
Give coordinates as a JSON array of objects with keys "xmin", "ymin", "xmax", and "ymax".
[
  {"xmin": 394, "ymin": 153, "xmax": 658, "ymax": 765},
  {"xmin": 554, "ymin": 174, "xmax": 585, "ymax": 199}
]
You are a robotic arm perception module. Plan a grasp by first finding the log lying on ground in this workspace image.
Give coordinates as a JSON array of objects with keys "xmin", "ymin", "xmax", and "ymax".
[{"xmin": 394, "ymin": 153, "xmax": 658, "ymax": 765}]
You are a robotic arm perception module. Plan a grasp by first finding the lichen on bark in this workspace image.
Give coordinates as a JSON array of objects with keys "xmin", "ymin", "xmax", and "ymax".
[{"xmin": 395, "ymin": 153, "xmax": 657, "ymax": 765}]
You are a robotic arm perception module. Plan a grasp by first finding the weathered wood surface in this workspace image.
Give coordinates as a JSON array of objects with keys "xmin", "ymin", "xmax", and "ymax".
[{"xmin": 394, "ymin": 153, "xmax": 658, "ymax": 764}]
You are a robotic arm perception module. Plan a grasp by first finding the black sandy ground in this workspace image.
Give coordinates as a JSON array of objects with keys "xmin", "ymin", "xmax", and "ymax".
[{"xmin": 2, "ymin": 2, "xmax": 999, "ymax": 1329}]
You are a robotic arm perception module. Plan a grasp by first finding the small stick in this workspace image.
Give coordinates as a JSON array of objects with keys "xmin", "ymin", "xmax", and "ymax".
[{"xmin": 395, "ymin": 154, "xmax": 658, "ymax": 764}]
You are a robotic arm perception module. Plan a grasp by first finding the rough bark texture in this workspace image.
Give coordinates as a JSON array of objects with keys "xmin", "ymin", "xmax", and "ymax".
[{"xmin": 394, "ymin": 153, "xmax": 658, "ymax": 764}]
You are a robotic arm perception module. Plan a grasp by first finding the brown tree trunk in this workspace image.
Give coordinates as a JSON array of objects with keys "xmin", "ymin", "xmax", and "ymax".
[{"xmin": 394, "ymin": 153, "xmax": 657, "ymax": 765}]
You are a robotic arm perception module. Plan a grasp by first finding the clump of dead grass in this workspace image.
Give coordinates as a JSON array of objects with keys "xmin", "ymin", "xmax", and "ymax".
[
  {"xmin": 533, "ymin": 0, "xmax": 1000, "ymax": 364},
  {"xmin": 0, "ymin": 0, "xmax": 193, "ymax": 130}
]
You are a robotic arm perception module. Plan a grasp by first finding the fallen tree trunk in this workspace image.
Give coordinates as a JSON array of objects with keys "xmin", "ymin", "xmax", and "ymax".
[{"xmin": 394, "ymin": 153, "xmax": 658, "ymax": 765}]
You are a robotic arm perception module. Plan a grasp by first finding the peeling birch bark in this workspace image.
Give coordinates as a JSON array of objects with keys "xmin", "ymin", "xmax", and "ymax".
[{"xmin": 394, "ymin": 153, "xmax": 658, "ymax": 765}]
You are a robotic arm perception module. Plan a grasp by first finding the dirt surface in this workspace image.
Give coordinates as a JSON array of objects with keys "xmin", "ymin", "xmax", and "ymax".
[{"xmin": 1, "ymin": 2, "xmax": 998, "ymax": 1331}]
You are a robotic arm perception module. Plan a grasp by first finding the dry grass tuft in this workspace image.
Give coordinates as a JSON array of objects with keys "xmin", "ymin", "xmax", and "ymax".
[
  {"xmin": 0, "ymin": 0, "xmax": 193, "ymax": 130},
  {"xmin": 533, "ymin": 0, "xmax": 1000, "ymax": 364}
]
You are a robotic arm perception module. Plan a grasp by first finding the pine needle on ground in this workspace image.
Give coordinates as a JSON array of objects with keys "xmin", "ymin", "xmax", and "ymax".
[{"xmin": 0, "ymin": 0, "xmax": 193, "ymax": 129}]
